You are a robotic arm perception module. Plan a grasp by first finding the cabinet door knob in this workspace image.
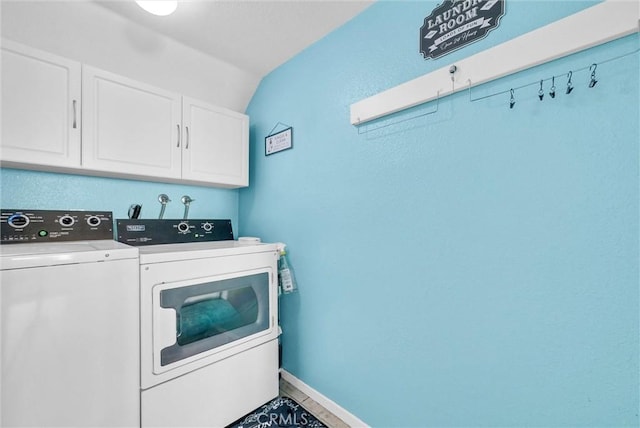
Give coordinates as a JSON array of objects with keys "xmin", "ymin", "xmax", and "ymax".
[{"xmin": 176, "ymin": 124, "xmax": 181, "ymax": 147}]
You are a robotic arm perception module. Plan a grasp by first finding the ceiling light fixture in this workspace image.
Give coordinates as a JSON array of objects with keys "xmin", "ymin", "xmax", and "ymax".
[{"xmin": 136, "ymin": 1, "xmax": 178, "ymax": 16}]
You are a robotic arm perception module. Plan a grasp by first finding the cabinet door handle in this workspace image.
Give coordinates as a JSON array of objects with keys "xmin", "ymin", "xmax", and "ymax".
[
  {"xmin": 185, "ymin": 126, "xmax": 190, "ymax": 149},
  {"xmin": 72, "ymin": 100, "xmax": 77, "ymax": 129},
  {"xmin": 177, "ymin": 124, "xmax": 181, "ymax": 147}
]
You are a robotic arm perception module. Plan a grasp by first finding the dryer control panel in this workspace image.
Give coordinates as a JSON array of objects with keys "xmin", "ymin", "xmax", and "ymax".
[
  {"xmin": 116, "ymin": 219, "xmax": 233, "ymax": 246},
  {"xmin": 1, "ymin": 209, "xmax": 113, "ymax": 243}
]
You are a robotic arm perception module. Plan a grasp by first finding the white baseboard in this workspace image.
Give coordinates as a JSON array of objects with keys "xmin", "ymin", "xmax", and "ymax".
[{"xmin": 280, "ymin": 369, "xmax": 369, "ymax": 427}]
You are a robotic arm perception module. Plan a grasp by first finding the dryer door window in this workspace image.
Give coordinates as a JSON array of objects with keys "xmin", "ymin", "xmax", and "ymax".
[{"xmin": 158, "ymin": 272, "xmax": 270, "ymax": 366}]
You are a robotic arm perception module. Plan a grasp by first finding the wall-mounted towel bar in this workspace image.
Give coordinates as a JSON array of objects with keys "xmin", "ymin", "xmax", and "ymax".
[{"xmin": 350, "ymin": 0, "xmax": 639, "ymax": 126}]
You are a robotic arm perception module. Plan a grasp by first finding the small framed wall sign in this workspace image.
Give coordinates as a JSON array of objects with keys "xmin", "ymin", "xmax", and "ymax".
[{"xmin": 265, "ymin": 127, "xmax": 293, "ymax": 156}]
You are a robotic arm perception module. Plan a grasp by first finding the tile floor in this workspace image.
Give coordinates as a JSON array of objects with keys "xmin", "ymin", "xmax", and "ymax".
[{"xmin": 279, "ymin": 377, "xmax": 350, "ymax": 428}]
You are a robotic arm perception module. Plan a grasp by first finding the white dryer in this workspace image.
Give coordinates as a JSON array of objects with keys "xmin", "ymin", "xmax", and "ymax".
[
  {"xmin": 0, "ymin": 209, "xmax": 140, "ymax": 427},
  {"xmin": 117, "ymin": 219, "xmax": 280, "ymax": 428}
]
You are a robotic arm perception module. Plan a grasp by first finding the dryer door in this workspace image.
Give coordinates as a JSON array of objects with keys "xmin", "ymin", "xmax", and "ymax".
[{"xmin": 151, "ymin": 268, "xmax": 273, "ymax": 374}]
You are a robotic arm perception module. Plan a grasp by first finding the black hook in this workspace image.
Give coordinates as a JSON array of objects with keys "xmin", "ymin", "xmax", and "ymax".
[
  {"xmin": 549, "ymin": 76, "xmax": 556, "ymax": 98},
  {"xmin": 589, "ymin": 63, "xmax": 598, "ymax": 88},
  {"xmin": 538, "ymin": 80, "xmax": 544, "ymax": 101},
  {"xmin": 509, "ymin": 88, "xmax": 515, "ymax": 109},
  {"xmin": 566, "ymin": 71, "xmax": 574, "ymax": 94}
]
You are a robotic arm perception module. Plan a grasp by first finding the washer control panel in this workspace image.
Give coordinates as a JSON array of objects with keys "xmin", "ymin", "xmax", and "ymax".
[
  {"xmin": 1, "ymin": 209, "xmax": 113, "ymax": 243},
  {"xmin": 116, "ymin": 219, "xmax": 233, "ymax": 246}
]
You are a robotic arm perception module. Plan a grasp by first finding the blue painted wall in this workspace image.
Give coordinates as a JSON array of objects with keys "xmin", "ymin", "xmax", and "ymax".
[
  {"xmin": 0, "ymin": 169, "xmax": 239, "ymax": 230},
  {"xmin": 239, "ymin": 1, "xmax": 639, "ymax": 426}
]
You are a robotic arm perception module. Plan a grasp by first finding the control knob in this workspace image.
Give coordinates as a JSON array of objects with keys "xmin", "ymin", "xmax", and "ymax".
[
  {"xmin": 86, "ymin": 216, "xmax": 101, "ymax": 227},
  {"xmin": 177, "ymin": 222, "xmax": 190, "ymax": 233},
  {"xmin": 202, "ymin": 222, "xmax": 214, "ymax": 232},
  {"xmin": 7, "ymin": 213, "xmax": 30, "ymax": 229},
  {"xmin": 59, "ymin": 215, "xmax": 75, "ymax": 227}
]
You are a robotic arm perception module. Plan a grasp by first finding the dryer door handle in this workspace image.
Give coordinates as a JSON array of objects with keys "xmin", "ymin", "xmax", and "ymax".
[{"xmin": 155, "ymin": 307, "xmax": 178, "ymax": 351}]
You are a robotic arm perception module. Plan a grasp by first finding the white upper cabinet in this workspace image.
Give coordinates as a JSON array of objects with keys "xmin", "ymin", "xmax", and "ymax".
[
  {"xmin": 182, "ymin": 97, "xmax": 248, "ymax": 187},
  {"xmin": 1, "ymin": 40, "xmax": 81, "ymax": 168},
  {"xmin": 82, "ymin": 66, "xmax": 183, "ymax": 180},
  {"xmin": 1, "ymin": 40, "xmax": 250, "ymax": 188}
]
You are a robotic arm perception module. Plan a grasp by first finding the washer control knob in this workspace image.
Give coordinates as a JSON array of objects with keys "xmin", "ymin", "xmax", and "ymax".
[
  {"xmin": 177, "ymin": 222, "xmax": 190, "ymax": 233},
  {"xmin": 86, "ymin": 216, "xmax": 101, "ymax": 227},
  {"xmin": 202, "ymin": 222, "xmax": 213, "ymax": 232},
  {"xmin": 59, "ymin": 215, "xmax": 75, "ymax": 227},
  {"xmin": 7, "ymin": 214, "xmax": 30, "ymax": 229}
]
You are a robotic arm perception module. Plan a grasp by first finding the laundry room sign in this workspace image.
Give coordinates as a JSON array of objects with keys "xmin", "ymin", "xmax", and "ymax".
[{"xmin": 420, "ymin": 0, "xmax": 505, "ymax": 60}]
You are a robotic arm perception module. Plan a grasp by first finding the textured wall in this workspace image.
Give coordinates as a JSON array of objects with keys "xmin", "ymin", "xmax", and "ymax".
[{"xmin": 239, "ymin": 1, "xmax": 639, "ymax": 426}]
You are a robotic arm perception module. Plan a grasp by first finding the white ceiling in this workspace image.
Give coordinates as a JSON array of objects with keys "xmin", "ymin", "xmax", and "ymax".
[{"xmin": 96, "ymin": 0, "xmax": 373, "ymax": 77}]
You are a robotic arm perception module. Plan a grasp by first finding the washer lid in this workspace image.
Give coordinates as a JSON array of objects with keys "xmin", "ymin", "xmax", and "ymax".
[{"xmin": 0, "ymin": 240, "xmax": 138, "ymax": 270}]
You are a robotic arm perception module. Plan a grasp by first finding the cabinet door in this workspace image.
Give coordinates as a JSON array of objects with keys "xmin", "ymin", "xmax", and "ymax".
[
  {"xmin": 1, "ymin": 40, "xmax": 81, "ymax": 168},
  {"xmin": 182, "ymin": 97, "xmax": 249, "ymax": 187},
  {"xmin": 82, "ymin": 66, "xmax": 182, "ymax": 179}
]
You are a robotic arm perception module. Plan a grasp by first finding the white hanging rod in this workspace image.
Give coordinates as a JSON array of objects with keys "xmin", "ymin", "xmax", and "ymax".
[{"xmin": 350, "ymin": 0, "xmax": 640, "ymax": 126}]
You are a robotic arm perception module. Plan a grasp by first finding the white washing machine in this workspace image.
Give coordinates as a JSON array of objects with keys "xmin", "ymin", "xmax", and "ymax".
[
  {"xmin": 117, "ymin": 219, "xmax": 280, "ymax": 428},
  {"xmin": 0, "ymin": 209, "xmax": 140, "ymax": 427}
]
